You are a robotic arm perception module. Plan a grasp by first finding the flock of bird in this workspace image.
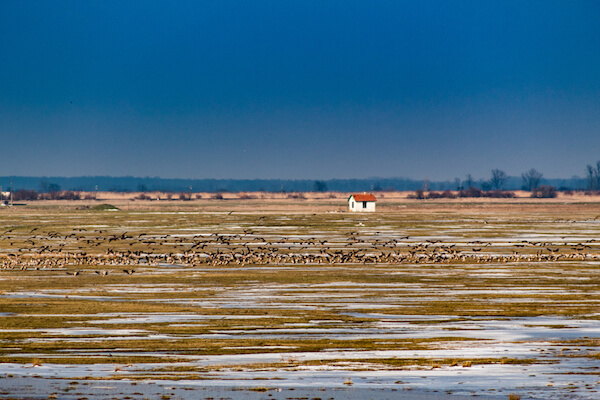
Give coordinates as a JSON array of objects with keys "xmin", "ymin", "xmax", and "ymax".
[{"xmin": 0, "ymin": 226, "xmax": 598, "ymax": 272}]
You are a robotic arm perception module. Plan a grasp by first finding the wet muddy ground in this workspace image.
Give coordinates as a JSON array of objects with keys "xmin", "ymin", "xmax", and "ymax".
[{"xmin": 1, "ymin": 200, "xmax": 599, "ymax": 399}]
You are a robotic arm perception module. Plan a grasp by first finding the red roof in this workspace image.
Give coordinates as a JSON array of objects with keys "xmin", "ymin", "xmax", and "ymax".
[{"xmin": 350, "ymin": 194, "xmax": 376, "ymax": 202}]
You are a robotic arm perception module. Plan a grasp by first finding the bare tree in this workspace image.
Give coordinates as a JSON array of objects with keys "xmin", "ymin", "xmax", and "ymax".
[
  {"xmin": 489, "ymin": 169, "xmax": 508, "ymax": 190},
  {"xmin": 521, "ymin": 168, "xmax": 543, "ymax": 191},
  {"xmin": 39, "ymin": 179, "xmax": 49, "ymax": 193},
  {"xmin": 587, "ymin": 165, "xmax": 594, "ymax": 190},
  {"xmin": 465, "ymin": 174, "xmax": 474, "ymax": 189},
  {"xmin": 454, "ymin": 178, "xmax": 462, "ymax": 191},
  {"xmin": 586, "ymin": 162, "xmax": 600, "ymax": 190}
]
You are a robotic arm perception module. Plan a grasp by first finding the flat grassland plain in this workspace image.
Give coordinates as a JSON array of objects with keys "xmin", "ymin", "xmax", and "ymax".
[{"xmin": 1, "ymin": 192, "xmax": 600, "ymax": 399}]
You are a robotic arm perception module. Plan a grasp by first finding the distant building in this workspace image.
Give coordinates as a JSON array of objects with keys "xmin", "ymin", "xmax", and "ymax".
[{"xmin": 348, "ymin": 193, "xmax": 376, "ymax": 212}]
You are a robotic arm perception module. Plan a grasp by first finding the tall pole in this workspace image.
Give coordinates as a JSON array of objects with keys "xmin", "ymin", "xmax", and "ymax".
[{"xmin": 10, "ymin": 180, "xmax": 13, "ymax": 206}]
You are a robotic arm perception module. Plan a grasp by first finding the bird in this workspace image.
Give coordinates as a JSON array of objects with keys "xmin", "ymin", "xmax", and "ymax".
[
  {"xmin": 95, "ymin": 270, "xmax": 108, "ymax": 276},
  {"xmin": 123, "ymin": 269, "xmax": 135, "ymax": 275},
  {"xmin": 66, "ymin": 271, "xmax": 79, "ymax": 276}
]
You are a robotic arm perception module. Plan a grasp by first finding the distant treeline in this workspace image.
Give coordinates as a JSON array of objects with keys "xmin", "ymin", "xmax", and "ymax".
[{"xmin": 0, "ymin": 175, "xmax": 589, "ymax": 193}]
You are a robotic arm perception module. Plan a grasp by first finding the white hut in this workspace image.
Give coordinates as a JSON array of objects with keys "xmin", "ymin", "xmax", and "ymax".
[{"xmin": 348, "ymin": 193, "xmax": 376, "ymax": 212}]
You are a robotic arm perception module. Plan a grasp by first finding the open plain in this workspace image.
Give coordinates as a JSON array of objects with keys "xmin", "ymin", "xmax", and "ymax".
[{"xmin": 1, "ymin": 193, "xmax": 600, "ymax": 399}]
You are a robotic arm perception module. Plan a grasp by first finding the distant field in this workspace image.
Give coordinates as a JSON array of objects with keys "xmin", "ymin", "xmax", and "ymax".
[
  {"xmin": 1, "ymin": 198, "xmax": 600, "ymax": 399},
  {"xmin": 28, "ymin": 189, "xmax": 600, "ymax": 202}
]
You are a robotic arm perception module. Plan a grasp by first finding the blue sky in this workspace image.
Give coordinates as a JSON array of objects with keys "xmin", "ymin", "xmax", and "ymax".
[{"xmin": 1, "ymin": 1, "xmax": 599, "ymax": 180}]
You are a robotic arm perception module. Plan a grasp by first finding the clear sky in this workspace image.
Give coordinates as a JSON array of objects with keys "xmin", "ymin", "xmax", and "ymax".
[{"xmin": 1, "ymin": 1, "xmax": 599, "ymax": 180}]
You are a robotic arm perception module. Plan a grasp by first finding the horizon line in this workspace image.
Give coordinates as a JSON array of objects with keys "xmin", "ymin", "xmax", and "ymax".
[{"xmin": 0, "ymin": 174, "xmax": 586, "ymax": 181}]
